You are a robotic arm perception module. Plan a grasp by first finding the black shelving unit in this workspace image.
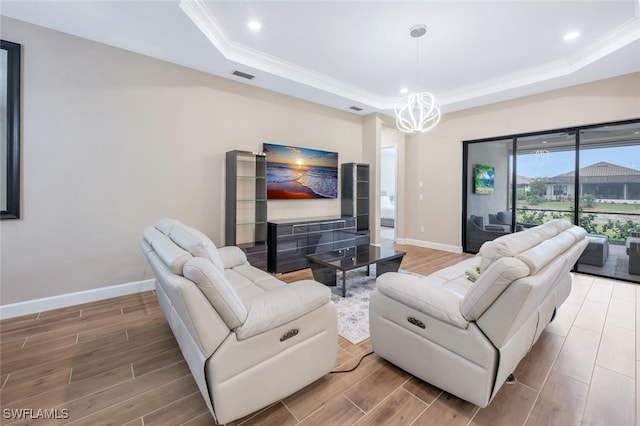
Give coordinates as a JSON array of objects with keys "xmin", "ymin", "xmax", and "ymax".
[
  {"xmin": 225, "ymin": 150, "xmax": 267, "ymax": 269},
  {"xmin": 341, "ymin": 163, "xmax": 370, "ymax": 242}
]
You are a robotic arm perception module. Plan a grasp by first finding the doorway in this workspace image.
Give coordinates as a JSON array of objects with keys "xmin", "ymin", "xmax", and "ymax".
[{"xmin": 381, "ymin": 145, "xmax": 397, "ymax": 243}]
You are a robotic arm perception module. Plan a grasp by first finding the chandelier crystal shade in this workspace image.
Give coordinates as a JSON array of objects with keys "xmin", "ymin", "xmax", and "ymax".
[{"xmin": 395, "ymin": 24, "xmax": 441, "ymax": 133}]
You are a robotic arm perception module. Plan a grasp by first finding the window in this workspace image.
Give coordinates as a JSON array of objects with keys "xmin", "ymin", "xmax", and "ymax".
[
  {"xmin": 463, "ymin": 118, "xmax": 640, "ymax": 284},
  {"xmin": 553, "ymin": 185, "xmax": 568, "ymax": 196}
]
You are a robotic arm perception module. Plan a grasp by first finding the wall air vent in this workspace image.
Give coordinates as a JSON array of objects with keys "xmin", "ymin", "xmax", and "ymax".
[
  {"xmin": 232, "ymin": 70, "xmax": 255, "ymax": 80},
  {"xmin": 349, "ymin": 106, "xmax": 363, "ymax": 111}
]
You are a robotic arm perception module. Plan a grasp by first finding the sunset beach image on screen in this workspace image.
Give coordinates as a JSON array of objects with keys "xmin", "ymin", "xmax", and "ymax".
[{"xmin": 263, "ymin": 143, "xmax": 338, "ymax": 199}]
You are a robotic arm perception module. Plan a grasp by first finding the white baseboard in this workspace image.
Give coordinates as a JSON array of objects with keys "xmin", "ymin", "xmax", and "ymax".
[
  {"xmin": 0, "ymin": 279, "xmax": 156, "ymax": 320},
  {"xmin": 404, "ymin": 238, "xmax": 463, "ymax": 254}
]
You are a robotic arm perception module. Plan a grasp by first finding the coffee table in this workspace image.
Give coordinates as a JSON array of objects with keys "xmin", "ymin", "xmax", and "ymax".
[{"xmin": 307, "ymin": 245, "xmax": 406, "ymax": 297}]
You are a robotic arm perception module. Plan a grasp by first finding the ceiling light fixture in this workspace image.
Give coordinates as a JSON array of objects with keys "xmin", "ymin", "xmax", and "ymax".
[
  {"xmin": 247, "ymin": 20, "xmax": 261, "ymax": 31},
  {"xmin": 395, "ymin": 24, "xmax": 441, "ymax": 133},
  {"xmin": 399, "ymin": 87, "xmax": 409, "ymax": 94},
  {"xmin": 563, "ymin": 31, "xmax": 580, "ymax": 41},
  {"xmin": 534, "ymin": 149, "xmax": 549, "ymax": 168}
]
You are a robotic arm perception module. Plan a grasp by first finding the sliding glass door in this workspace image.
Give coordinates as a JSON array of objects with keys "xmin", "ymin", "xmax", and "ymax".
[
  {"xmin": 463, "ymin": 118, "xmax": 640, "ymax": 284},
  {"xmin": 574, "ymin": 122, "xmax": 640, "ymax": 281},
  {"xmin": 515, "ymin": 132, "xmax": 576, "ymax": 229},
  {"xmin": 464, "ymin": 138, "xmax": 514, "ymax": 253}
]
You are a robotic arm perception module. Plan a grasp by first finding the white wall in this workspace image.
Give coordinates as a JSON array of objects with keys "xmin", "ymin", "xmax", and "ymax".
[{"xmin": 0, "ymin": 17, "xmax": 363, "ymax": 304}]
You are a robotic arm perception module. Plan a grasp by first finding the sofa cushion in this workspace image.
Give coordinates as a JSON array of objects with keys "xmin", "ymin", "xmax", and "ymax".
[
  {"xmin": 236, "ymin": 280, "xmax": 331, "ymax": 340},
  {"xmin": 546, "ymin": 218, "xmax": 573, "ymax": 233},
  {"xmin": 377, "ymin": 273, "xmax": 469, "ymax": 329},
  {"xmin": 478, "ymin": 221, "xmax": 563, "ymax": 272},
  {"xmin": 229, "ymin": 263, "xmax": 276, "ymax": 285},
  {"xmin": 223, "ymin": 267, "xmax": 277, "ymax": 305},
  {"xmin": 497, "ymin": 211, "xmax": 512, "ymax": 225},
  {"xmin": 183, "ymin": 257, "xmax": 247, "ymax": 329},
  {"xmin": 218, "ymin": 246, "xmax": 249, "ymax": 269},
  {"xmin": 142, "ymin": 226, "xmax": 192, "ymax": 275},
  {"xmin": 566, "ymin": 226, "xmax": 588, "ymax": 242},
  {"xmin": 460, "ymin": 257, "xmax": 530, "ymax": 321},
  {"xmin": 515, "ymin": 230, "xmax": 581, "ymax": 275},
  {"xmin": 156, "ymin": 218, "xmax": 225, "ymax": 271},
  {"xmin": 430, "ymin": 257, "xmax": 480, "ymax": 281}
]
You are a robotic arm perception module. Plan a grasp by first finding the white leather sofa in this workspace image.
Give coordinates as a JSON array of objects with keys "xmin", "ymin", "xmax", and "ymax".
[
  {"xmin": 140, "ymin": 219, "xmax": 338, "ymax": 424},
  {"xmin": 369, "ymin": 219, "xmax": 588, "ymax": 407}
]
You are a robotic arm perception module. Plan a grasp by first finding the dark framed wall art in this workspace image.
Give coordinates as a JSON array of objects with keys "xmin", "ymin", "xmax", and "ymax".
[
  {"xmin": 1, "ymin": 39, "xmax": 21, "ymax": 219},
  {"xmin": 473, "ymin": 164, "xmax": 495, "ymax": 194}
]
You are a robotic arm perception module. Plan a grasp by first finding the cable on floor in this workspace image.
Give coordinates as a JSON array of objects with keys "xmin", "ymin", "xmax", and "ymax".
[{"xmin": 330, "ymin": 350, "xmax": 374, "ymax": 374}]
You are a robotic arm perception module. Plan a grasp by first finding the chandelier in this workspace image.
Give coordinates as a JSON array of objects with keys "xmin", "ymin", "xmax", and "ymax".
[
  {"xmin": 534, "ymin": 148, "xmax": 549, "ymax": 168},
  {"xmin": 395, "ymin": 25, "xmax": 441, "ymax": 133}
]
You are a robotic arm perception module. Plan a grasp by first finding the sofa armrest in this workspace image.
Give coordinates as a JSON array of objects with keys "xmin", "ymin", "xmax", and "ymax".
[
  {"xmin": 376, "ymin": 273, "xmax": 468, "ymax": 329},
  {"xmin": 218, "ymin": 246, "xmax": 249, "ymax": 269},
  {"xmin": 236, "ymin": 280, "xmax": 332, "ymax": 340}
]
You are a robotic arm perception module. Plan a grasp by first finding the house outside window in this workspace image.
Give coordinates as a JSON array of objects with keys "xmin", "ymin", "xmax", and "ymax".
[{"xmin": 553, "ymin": 185, "xmax": 567, "ymax": 196}]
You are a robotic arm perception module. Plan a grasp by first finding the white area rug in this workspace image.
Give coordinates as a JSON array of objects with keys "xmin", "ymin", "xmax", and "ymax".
[{"xmin": 330, "ymin": 267, "xmax": 418, "ymax": 345}]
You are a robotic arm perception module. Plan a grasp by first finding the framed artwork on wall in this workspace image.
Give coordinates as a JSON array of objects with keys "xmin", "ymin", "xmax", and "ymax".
[
  {"xmin": 262, "ymin": 143, "xmax": 338, "ymax": 199},
  {"xmin": 1, "ymin": 40, "xmax": 21, "ymax": 219},
  {"xmin": 474, "ymin": 164, "xmax": 495, "ymax": 194}
]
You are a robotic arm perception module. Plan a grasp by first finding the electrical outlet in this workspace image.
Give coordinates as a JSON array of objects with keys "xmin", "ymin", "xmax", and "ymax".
[
  {"xmin": 419, "ymin": 194, "xmax": 423, "ymax": 200},
  {"xmin": 420, "ymin": 226, "xmax": 424, "ymax": 232}
]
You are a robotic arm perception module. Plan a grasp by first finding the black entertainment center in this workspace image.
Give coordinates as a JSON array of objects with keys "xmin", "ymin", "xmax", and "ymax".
[
  {"xmin": 226, "ymin": 149, "xmax": 371, "ymax": 273},
  {"xmin": 267, "ymin": 216, "xmax": 369, "ymax": 274}
]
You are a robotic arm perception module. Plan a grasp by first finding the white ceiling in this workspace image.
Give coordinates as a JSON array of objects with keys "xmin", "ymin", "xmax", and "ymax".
[{"xmin": 2, "ymin": 0, "xmax": 640, "ymax": 116}]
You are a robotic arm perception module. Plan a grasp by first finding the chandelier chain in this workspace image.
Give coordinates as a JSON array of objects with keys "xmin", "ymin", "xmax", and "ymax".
[
  {"xmin": 416, "ymin": 37, "xmax": 420, "ymax": 90},
  {"xmin": 395, "ymin": 24, "xmax": 441, "ymax": 133}
]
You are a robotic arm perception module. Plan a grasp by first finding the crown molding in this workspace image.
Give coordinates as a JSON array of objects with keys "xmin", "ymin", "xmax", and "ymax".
[
  {"xmin": 181, "ymin": 0, "xmax": 640, "ymax": 113},
  {"xmin": 440, "ymin": 17, "xmax": 640, "ymax": 107},
  {"xmin": 180, "ymin": 0, "xmax": 391, "ymax": 110}
]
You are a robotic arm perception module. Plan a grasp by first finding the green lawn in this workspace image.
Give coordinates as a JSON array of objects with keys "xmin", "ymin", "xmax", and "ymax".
[
  {"xmin": 515, "ymin": 200, "xmax": 639, "ymax": 214},
  {"xmin": 513, "ymin": 200, "xmax": 639, "ymax": 243}
]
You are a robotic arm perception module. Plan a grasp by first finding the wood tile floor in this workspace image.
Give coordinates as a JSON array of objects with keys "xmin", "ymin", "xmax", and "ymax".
[{"xmin": 0, "ymin": 245, "xmax": 637, "ymax": 425}]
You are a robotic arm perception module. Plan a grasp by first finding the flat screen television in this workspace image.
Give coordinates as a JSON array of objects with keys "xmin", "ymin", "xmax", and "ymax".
[
  {"xmin": 474, "ymin": 164, "xmax": 495, "ymax": 194},
  {"xmin": 263, "ymin": 143, "xmax": 338, "ymax": 199}
]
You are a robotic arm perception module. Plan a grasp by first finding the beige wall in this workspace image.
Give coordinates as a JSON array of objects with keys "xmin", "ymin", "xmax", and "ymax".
[
  {"xmin": 406, "ymin": 72, "xmax": 640, "ymax": 249},
  {"xmin": 0, "ymin": 17, "xmax": 363, "ymax": 304},
  {"xmin": 2, "ymin": 16, "xmax": 639, "ymax": 305}
]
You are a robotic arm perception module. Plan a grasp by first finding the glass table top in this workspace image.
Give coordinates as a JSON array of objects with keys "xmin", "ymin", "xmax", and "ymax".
[{"xmin": 306, "ymin": 244, "xmax": 406, "ymax": 271}]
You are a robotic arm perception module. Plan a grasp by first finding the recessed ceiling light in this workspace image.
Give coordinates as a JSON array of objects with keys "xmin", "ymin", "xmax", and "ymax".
[
  {"xmin": 563, "ymin": 31, "xmax": 580, "ymax": 41},
  {"xmin": 248, "ymin": 20, "xmax": 261, "ymax": 31},
  {"xmin": 399, "ymin": 87, "xmax": 409, "ymax": 94}
]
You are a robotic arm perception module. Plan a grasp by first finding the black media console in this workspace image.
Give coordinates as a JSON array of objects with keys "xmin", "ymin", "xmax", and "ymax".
[{"xmin": 267, "ymin": 216, "xmax": 369, "ymax": 274}]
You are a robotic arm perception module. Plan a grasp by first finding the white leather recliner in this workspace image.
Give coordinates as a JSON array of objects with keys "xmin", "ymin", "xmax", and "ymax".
[
  {"xmin": 140, "ymin": 219, "xmax": 338, "ymax": 424},
  {"xmin": 369, "ymin": 219, "xmax": 588, "ymax": 407}
]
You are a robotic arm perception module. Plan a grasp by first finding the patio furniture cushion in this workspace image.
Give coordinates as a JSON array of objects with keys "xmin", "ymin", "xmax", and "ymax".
[
  {"xmin": 627, "ymin": 235, "xmax": 640, "ymax": 275},
  {"xmin": 578, "ymin": 234, "xmax": 609, "ymax": 267}
]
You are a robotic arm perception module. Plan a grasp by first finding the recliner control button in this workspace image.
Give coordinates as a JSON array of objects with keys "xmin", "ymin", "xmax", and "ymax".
[{"xmin": 407, "ymin": 317, "xmax": 426, "ymax": 329}]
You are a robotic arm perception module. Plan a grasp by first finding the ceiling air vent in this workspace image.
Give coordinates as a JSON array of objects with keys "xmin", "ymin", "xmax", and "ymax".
[
  {"xmin": 349, "ymin": 106, "xmax": 363, "ymax": 111},
  {"xmin": 232, "ymin": 70, "xmax": 255, "ymax": 80}
]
